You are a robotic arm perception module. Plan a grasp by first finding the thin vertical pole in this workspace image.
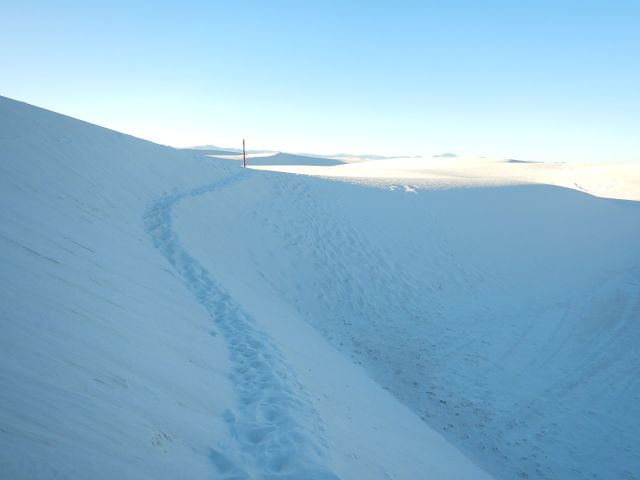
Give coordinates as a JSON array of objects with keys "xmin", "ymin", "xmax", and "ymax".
[{"xmin": 242, "ymin": 139, "xmax": 246, "ymax": 168}]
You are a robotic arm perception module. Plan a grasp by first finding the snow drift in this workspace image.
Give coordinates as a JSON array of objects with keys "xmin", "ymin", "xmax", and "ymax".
[
  {"xmin": 0, "ymin": 96, "xmax": 492, "ymax": 479},
  {"xmin": 176, "ymin": 169, "xmax": 640, "ymax": 479},
  {"xmin": 2, "ymin": 95, "xmax": 639, "ymax": 480}
]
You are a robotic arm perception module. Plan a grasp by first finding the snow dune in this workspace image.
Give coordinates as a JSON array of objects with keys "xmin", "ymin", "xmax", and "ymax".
[
  {"xmin": 242, "ymin": 162, "xmax": 640, "ymax": 478},
  {"xmin": 250, "ymin": 155, "xmax": 640, "ymax": 201},
  {"xmin": 2, "ymin": 94, "xmax": 639, "ymax": 480},
  {"xmin": 0, "ymin": 96, "xmax": 235, "ymax": 479},
  {"xmin": 208, "ymin": 151, "xmax": 345, "ymax": 167},
  {"xmin": 0, "ymin": 96, "xmax": 492, "ymax": 479}
]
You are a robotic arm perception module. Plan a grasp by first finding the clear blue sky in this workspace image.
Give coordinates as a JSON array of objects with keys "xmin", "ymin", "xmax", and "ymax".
[{"xmin": 1, "ymin": 0, "xmax": 639, "ymax": 162}]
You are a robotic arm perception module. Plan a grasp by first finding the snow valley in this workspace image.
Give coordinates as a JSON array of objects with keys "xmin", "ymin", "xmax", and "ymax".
[{"xmin": 1, "ymin": 95, "xmax": 639, "ymax": 480}]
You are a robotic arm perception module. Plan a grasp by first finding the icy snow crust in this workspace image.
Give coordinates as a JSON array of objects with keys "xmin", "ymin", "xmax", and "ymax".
[{"xmin": 0, "ymin": 96, "xmax": 493, "ymax": 479}]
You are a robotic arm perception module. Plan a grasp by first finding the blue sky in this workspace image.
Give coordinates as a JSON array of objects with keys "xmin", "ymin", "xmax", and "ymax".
[{"xmin": 1, "ymin": 0, "xmax": 639, "ymax": 162}]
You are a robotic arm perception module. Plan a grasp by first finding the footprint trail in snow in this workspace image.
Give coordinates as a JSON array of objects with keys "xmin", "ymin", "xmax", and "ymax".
[{"xmin": 144, "ymin": 171, "xmax": 339, "ymax": 480}]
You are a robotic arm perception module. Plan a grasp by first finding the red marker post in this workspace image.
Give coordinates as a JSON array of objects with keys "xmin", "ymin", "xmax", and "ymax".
[{"xmin": 243, "ymin": 139, "xmax": 246, "ymax": 168}]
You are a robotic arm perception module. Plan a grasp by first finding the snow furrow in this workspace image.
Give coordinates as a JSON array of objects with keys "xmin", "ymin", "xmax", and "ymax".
[{"xmin": 144, "ymin": 171, "xmax": 339, "ymax": 480}]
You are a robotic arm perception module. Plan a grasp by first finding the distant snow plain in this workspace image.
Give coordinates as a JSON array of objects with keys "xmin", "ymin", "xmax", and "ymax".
[{"xmin": 247, "ymin": 153, "xmax": 640, "ymax": 201}]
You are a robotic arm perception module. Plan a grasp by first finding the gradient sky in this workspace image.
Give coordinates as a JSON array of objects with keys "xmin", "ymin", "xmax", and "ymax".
[{"xmin": 1, "ymin": 0, "xmax": 639, "ymax": 162}]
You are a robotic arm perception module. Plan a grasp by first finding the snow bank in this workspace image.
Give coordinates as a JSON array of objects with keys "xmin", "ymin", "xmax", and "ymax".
[
  {"xmin": 0, "ymin": 95, "xmax": 237, "ymax": 478},
  {"xmin": 5, "ymin": 93, "xmax": 637, "ymax": 480},
  {"xmin": 0, "ymin": 96, "xmax": 491, "ymax": 479},
  {"xmin": 184, "ymin": 165, "xmax": 640, "ymax": 479}
]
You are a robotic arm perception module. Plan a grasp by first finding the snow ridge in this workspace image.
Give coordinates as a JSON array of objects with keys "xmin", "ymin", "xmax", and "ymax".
[{"xmin": 144, "ymin": 171, "xmax": 339, "ymax": 480}]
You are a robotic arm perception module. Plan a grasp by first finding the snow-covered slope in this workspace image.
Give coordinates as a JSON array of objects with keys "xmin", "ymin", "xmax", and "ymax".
[
  {"xmin": 3, "ymin": 95, "xmax": 639, "ymax": 480},
  {"xmin": 198, "ymin": 166, "xmax": 640, "ymax": 478},
  {"xmin": 0, "ymin": 96, "xmax": 236, "ymax": 478},
  {"xmin": 0, "ymin": 96, "xmax": 492, "ymax": 479}
]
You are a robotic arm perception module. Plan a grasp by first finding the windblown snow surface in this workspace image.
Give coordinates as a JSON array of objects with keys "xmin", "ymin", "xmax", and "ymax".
[
  {"xmin": 0, "ymin": 96, "xmax": 491, "ymax": 479},
  {"xmin": 1, "ymin": 96, "xmax": 640, "ymax": 480}
]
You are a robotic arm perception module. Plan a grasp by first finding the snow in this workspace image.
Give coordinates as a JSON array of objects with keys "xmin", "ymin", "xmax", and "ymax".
[
  {"xmin": 363, "ymin": 191, "xmax": 640, "ymax": 480},
  {"xmin": 250, "ymin": 155, "xmax": 640, "ymax": 201},
  {"xmin": 243, "ymin": 163, "xmax": 640, "ymax": 478},
  {"xmin": 2, "ymin": 94, "xmax": 639, "ymax": 480},
  {"xmin": 0, "ymin": 95, "xmax": 491, "ymax": 479},
  {"xmin": 0, "ymin": 96, "xmax": 235, "ymax": 479},
  {"xmin": 209, "ymin": 151, "xmax": 345, "ymax": 167}
]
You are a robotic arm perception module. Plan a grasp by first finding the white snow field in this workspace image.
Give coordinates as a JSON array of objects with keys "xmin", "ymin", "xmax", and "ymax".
[
  {"xmin": 250, "ymin": 155, "xmax": 640, "ymax": 201},
  {"xmin": 1, "ymin": 96, "xmax": 639, "ymax": 480},
  {"xmin": 0, "ymin": 95, "xmax": 493, "ymax": 479}
]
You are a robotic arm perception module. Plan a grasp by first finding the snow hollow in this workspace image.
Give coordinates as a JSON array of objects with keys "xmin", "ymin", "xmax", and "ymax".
[{"xmin": 1, "ymin": 95, "xmax": 639, "ymax": 480}]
